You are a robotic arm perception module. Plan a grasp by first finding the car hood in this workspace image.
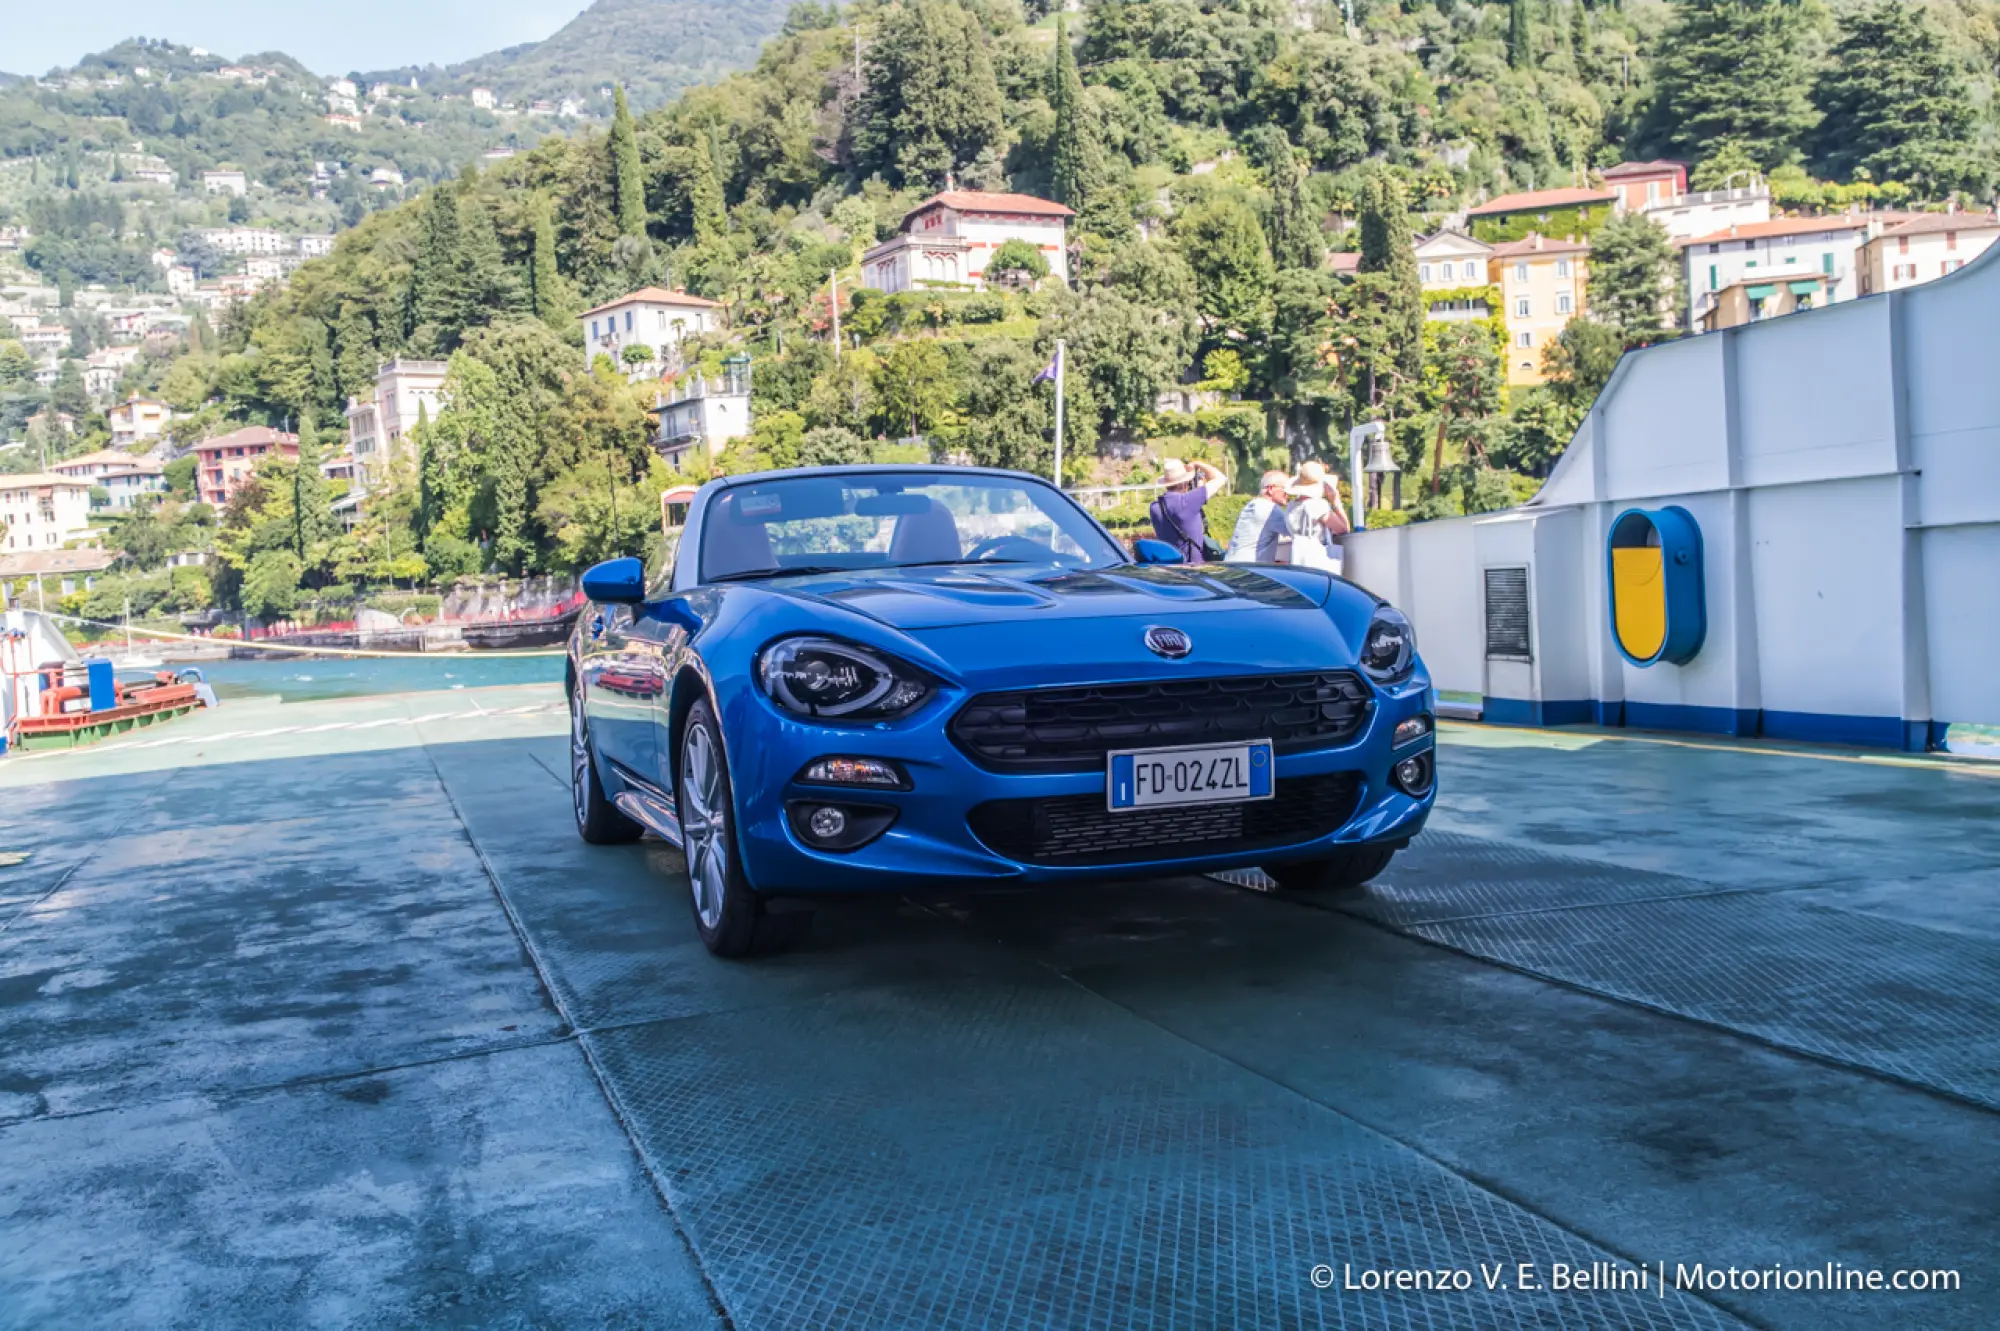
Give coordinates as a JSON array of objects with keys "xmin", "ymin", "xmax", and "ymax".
[{"xmin": 774, "ymin": 562, "xmax": 1331, "ymax": 631}]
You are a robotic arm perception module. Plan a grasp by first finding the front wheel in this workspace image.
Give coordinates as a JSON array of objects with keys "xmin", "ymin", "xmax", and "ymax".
[
  {"xmin": 1263, "ymin": 844, "xmax": 1397, "ymax": 894},
  {"xmin": 571, "ymin": 678, "xmax": 642, "ymax": 845},
  {"xmin": 677, "ymin": 698, "xmax": 810, "ymax": 958}
]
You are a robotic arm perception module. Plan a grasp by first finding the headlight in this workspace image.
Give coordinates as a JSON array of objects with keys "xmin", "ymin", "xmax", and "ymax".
[
  {"xmin": 1358, "ymin": 607, "xmax": 1416, "ymax": 683},
  {"xmin": 758, "ymin": 636, "xmax": 934, "ymax": 721}
]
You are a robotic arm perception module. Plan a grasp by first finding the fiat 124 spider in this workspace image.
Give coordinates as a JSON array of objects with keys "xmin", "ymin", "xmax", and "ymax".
[{"xmin": 567, "ymin": 465, "xmax": 1434, "ymax": 957}]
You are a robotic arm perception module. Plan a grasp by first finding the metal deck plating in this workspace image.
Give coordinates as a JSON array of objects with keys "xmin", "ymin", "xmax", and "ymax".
[{"xmin": 2, "ymin": 685, "xmax": 1995, "ymax": 1328}]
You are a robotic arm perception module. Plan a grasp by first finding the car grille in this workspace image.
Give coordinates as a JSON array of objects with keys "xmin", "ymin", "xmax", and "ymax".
[
  {"xmin": 948, "ymin": 672, "xmax": 1374, "ymax": 772},
  {"xmin": 967, "ymin": 773, "xmax": 1362, "ymax": 868}
]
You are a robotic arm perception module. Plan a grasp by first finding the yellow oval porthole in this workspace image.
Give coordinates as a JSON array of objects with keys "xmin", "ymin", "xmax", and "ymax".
[{"xmin": 1608, "ymin": 507, "xmax": 1705, "ymax": 666}]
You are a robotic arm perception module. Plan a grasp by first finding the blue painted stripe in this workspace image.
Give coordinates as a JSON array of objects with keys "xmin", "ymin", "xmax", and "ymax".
[
  {"xmin": 1624, "ymin": 701, "xmax": 1759, "ymax": 738},
  {"xmin": 1762, "ymin": 709, "xmax": 1906, "ymax": 749},
  {"xmin": 1111, "ymin": 753, "xmax": 1134, "ymax": 808},
  {"xmin": 1482, "ymin": 697, "xmax": 1595, "ymax": 728},
  {"xmin": 1480, "ymin": 698, "xmax": 1947, "ymax": 752}
]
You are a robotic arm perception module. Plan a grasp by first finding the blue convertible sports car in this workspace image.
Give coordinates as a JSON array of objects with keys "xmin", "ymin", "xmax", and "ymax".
[{"xmin": 567, "ymin": 465, "xmax": 1435, "ymax": 957}]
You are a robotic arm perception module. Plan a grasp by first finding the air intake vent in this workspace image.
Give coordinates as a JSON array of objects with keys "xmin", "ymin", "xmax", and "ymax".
[{"xmin": 1484, "ymin": 567, "xmax": 1532, "ymax": 661}]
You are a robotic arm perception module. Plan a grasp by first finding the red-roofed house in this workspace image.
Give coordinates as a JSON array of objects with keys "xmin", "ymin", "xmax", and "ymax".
[
  {"xmin": 1857, "ymin": 213, "xmax": 2000, "ymax": 296},
  {"xmin": 1677, "ymin": 214, "xmax": 1880, "ymax": 330},
  {"xmin": 193, "ymin": 426, "xmax": 299, "ymax": 507},
  {"xmin": 1466, "ymin": 186, "xmax": 1619, "ymax": 241},
  {"xmin": 1600, "ymin": 161, "xmax": 1687, "ymax": 212},
  {"xmin": 861, "ymin": 191, "xmax": 1074, "ymax": 294},
  {"xmin": 580, "ymin": 288, "xmax": 723, "ymax": 381}
]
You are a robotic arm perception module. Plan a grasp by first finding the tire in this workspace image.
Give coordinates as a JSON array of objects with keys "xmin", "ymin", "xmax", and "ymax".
[
  {"xmin": 570, "ymin": 677, "xmax": 643, "ymax": 845},
  {"xmin": 676, "ymin": 698, "xmax": 811, "ymax": 958},
  {"xmin": 1264, "ymin": 843, "xmax": 1397, "ymax": 894}
]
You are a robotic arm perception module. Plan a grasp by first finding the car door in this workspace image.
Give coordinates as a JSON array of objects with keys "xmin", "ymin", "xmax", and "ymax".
[{"xmin": 580, "ymin": 600, "xmax": 660, "ymax": 787}]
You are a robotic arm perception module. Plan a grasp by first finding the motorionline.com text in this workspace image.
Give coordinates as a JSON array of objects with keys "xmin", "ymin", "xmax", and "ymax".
[{"xmin": 1312, "ymin": 1260, "xmax": 1963, "ymax": 1296}]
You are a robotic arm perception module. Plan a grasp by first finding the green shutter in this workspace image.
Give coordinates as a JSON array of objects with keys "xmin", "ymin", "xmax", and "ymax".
[{"xmin": 1822, "ymin": 253, "xmax": 1833, "ymax": 275}]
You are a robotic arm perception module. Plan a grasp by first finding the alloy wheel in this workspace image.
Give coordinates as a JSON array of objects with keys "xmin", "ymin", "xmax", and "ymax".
[
  {"xmin": 569, "ymin": 685, "xmax": 590, "ymax": 827},
  {"xmin": 680, "ymin": 720, "xmax": 728, "ymax": 931}
]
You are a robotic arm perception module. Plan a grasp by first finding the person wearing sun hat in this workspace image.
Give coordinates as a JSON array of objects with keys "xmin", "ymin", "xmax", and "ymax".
[
  {"xmin": 1284, "ymin": 460, "xmax": 1351, "ymax": 573},
  {"xmin": 1147, "ymin": 456, "xmax": 1227, "ymax": 563}
]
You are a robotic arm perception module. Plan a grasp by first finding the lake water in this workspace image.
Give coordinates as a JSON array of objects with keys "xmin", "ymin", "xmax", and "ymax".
[{"xmin": 191, "ymin": 654, "xmax": 566, "ymax": 703}]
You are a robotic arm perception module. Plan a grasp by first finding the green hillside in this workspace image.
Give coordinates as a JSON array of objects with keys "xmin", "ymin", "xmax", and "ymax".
[
  {"xmin": 428, "ymin": 0, "xmax": 801, "ymax": 111},
  {"xmin": 10, "ymin": 0, "xmax": 2000, "ymax": 618},
  {"xmin": 0, "ymin": 39, "xmax": 563, "ymax": 217}
]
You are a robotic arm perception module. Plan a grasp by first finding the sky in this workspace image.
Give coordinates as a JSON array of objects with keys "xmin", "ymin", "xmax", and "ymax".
[{"xmin": 2, "ymin": 0, "xmax": 588, "ymax": 77}]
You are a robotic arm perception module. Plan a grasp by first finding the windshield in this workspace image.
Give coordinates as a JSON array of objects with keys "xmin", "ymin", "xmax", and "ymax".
[{"xmin": 698, "ymin": 472, "xmax": 1125, "ymax": 582}]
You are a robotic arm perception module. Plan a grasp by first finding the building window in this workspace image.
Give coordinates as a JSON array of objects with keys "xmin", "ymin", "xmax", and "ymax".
[
  {"xmin": 624, "ymin": 310, "xmax": 634, "ymax": 331},
  {"xmin": 1514, "ymin": 262, "xmax": 1528, "ymax": 282},
  {"xmin": 1419, "ymin": 263, "xmax": 1432, "ymax": 282},
  {"xmin": 589, "ymin": 319, "xmax": 598, "ymax": 339},
  {"xmin": 1557, "ymin": 293, "xmax": 1573, "ymax": 314},
  {"xmin": 1709, "ymin": 264, "xmax": 1718, "ymax": 291},
  {"xmin": 1897, "ymin": 236, "xmax": 1909, "ymax": 255},
  {"xmin": 1515, "ymin": 331, "xmax": 1532, "ymax": 348},
  {"xmin": 1555, "ymin": 258, "xmax": 1571, "ymax": 277},
  {"xmin": 1514, "ymin": 297, "xmax": 1530, "ymax": 317},
  {"xmin": 1822, "ymin": 253, "xmax": 1833, "ymax": 275},
  {"xmin": 1946, "ymin": 232, "xmax": 1958, "ymax": 251}
]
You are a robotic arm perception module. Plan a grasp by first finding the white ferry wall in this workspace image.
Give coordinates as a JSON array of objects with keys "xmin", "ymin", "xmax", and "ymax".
[{"xmin": 1344, "ymin": 236, "xmax": 2000, "ymax": 751}]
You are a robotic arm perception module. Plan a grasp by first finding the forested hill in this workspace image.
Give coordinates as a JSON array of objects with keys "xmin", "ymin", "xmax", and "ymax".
[
  {"xmin": 38, "ymin": 0, "xmax": 2000, "ymax": 608},
  {"xmin": 408, "ymin": 0, "xmax": 801, "ymax": 112},
  {"xmin": 0, "ymin": 39, "xmax": 561, "ymax": 206}
]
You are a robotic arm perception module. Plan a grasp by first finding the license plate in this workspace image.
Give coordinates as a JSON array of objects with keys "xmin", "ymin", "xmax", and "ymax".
[{"xmin": 1107, "ymin": 740, "xmax": 1274, "ymax": 811}]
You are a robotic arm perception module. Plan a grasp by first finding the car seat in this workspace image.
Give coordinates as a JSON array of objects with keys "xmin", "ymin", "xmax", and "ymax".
[
  {"xmin": 705, "ymin": 500, "xmax": 776, "ymax": 578},
  {"xmin": 888, "ymin": 499, "xmax": 962, "ymax": 564}
]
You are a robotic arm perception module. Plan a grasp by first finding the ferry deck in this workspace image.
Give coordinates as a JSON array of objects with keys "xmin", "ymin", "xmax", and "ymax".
[{"xmin": 2, "ymin": 678, "xmax": 1996, "ymax": 1328}]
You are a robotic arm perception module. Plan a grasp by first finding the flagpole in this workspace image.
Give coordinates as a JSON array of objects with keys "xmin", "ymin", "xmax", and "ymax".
[{"xmin": 1052, "ymin": 339, "xmax": 1065, "ymax": 489}]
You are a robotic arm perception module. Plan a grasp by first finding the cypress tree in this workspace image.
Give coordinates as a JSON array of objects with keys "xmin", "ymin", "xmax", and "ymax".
[
  {"xmin": 610, "ymin": 86, "xmax": 646, "ymax": 237},
  {"xmin": 529, "ymin": 194, "xmax": 564, "ymax": 322},
  {"xmin": 1357, "ymin": 170, "xmax": 1424, "ymax": 381},
  {"xmin": 408, "ymin": 187, "xmax": 463, "ymax": 348},
  {"xmin": 334, "ymin": 301, "xmax": 377, "ymax": 401},
  {"xmin": 688, "ymin": 140, "xmax": 725, "ymax": 246},
  {"xmin": 1250, "ymin": 127, "xmax": 1321, "ymax": 272},
  {"xmin": 291, "ymin": 412, "xmax": 333, "ymax": 565},
  {"xmin": 1050, "ymin": 16, "xmax": 1091, "ymax": 209},
  {"xmin": 1509, "ymin": 0, "xmax": 1532, "ymax": 70},
  {"xmin": 454, "ymin": 175, "xmax": 518, "ymax": 326}
]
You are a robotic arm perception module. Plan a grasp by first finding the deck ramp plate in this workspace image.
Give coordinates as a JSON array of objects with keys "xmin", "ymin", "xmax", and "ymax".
[{"xmin": 585, "ymin": 980, "xmax": 1740, "ymax": 1331}]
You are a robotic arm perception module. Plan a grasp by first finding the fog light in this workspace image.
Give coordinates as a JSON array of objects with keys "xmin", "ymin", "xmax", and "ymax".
[
  {"xmin": 786, "ymin": 801, "xmax": 898, "ymax": 853},
  {"xmin": 1393, "ymin": 753, "xmax": 1433, "ymax": 795},
  {"xmin": 1393, "ymin": 714, "xmax": 1433, "ymax": 747},
  {"xmin": 801, "ymin": 756, "xmax": 907, "ymax": 788}
]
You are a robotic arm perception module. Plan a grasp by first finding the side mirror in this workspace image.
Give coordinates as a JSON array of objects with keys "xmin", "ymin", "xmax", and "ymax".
[
  {"xmin": 582, "ymin": 556, "xmax": 646, "ymax": 604},
  {"xmin": 1131, "ymin": 538, "xmax": 1184, "ymax": 565}
]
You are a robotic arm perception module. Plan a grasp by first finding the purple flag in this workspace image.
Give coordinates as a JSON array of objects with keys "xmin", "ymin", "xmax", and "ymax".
[{"xmin": 1032, "ymin": 349, "xmax": 1061, "ymax": 385}]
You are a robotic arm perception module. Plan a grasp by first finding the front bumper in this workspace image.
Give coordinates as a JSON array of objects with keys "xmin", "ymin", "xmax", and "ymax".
[{"xmin": 727, "ymin": 676, "xmax": 1436, "ymax": 894}]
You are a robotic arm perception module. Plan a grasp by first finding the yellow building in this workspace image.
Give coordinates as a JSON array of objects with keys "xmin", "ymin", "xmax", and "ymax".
[
  {"xmin": 1413, "ymin": 231, "xmax": 1496, "ymax": 325},
  {"xmin": 1489, "ymin": 234, "xmax": 1589, "ymax": 387}
]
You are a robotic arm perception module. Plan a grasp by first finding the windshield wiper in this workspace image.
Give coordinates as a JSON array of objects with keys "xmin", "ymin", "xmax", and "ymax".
[
  {"xmin": 707, "ymin": 564, "xmax": 850, "ymax": 582},
  {"xmin": 893, "ymin": 557, "xmax": 1032, "ymax": 569}
]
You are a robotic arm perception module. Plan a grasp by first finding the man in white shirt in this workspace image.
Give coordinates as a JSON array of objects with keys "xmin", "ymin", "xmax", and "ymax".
[
  {"xmin": 1284, "ymin": 460, "xmax": 1351, "ymax": 574},
  {"xmin": 1224, "ymin": 471, "xmax": 1294, "ymax": 563}
]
